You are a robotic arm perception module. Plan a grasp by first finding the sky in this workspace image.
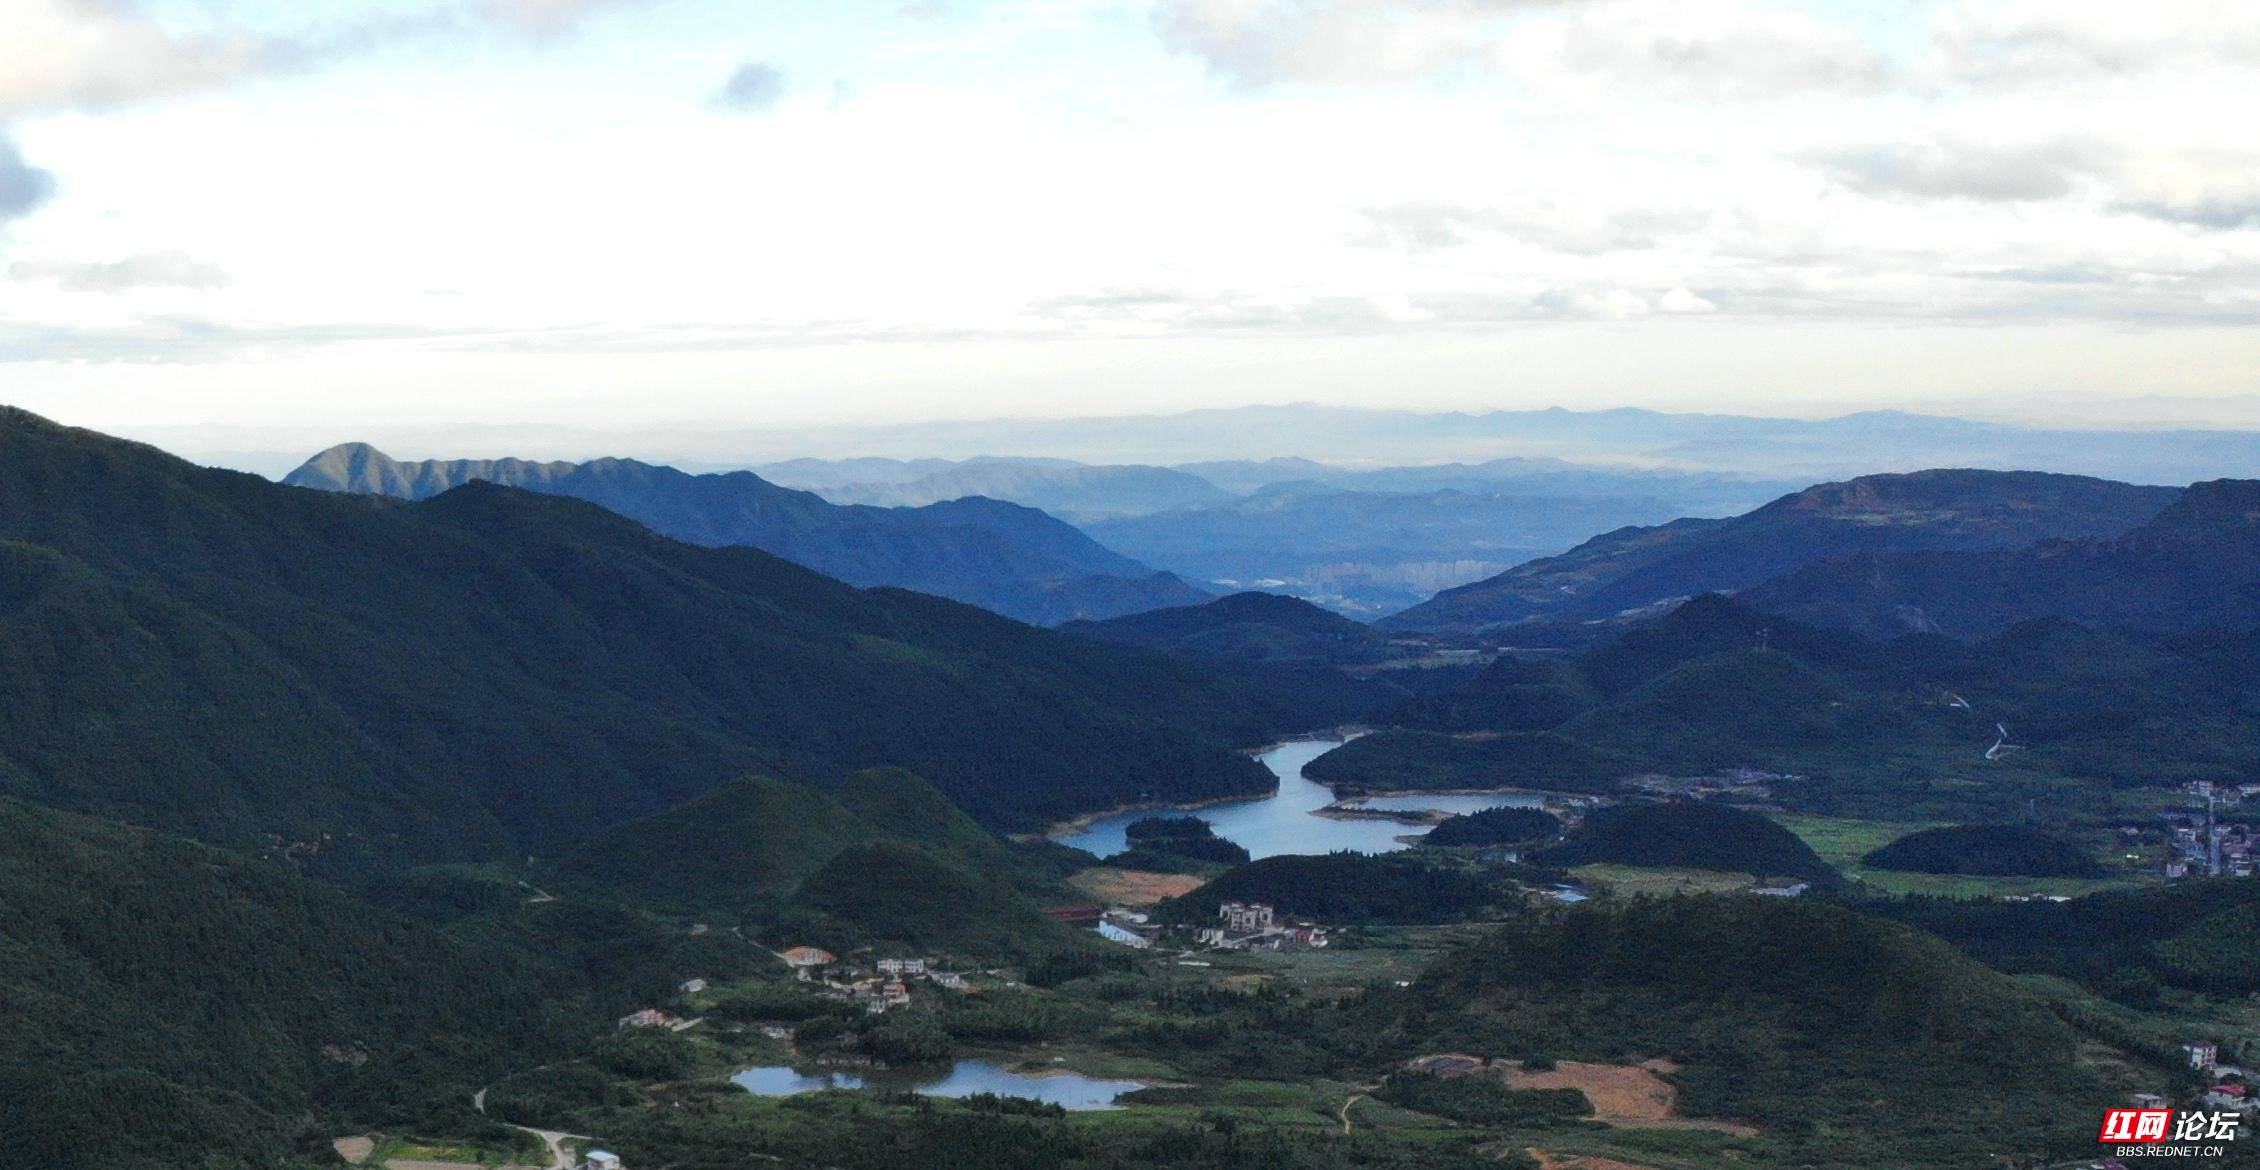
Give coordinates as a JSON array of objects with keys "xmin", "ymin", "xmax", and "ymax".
[{"xmin": 2, "ymin": 0, "xmax": 2259, "ymax": 464}]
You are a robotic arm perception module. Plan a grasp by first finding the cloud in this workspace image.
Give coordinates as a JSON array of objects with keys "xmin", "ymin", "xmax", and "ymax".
[
  {"xmin": 1152, "ymin": 0, "xmax": 1888, "ymax": 97},
  {"xmin": 10, "ymin": 250, "xmax": 233, "ymax": 292},
  {"xmin": 0, "ymin": 0, "xmax": 653, "ymax": 118},
  {"xmin": 2115, "ymin": 195, "xmax": 2260, "ymax": 231},
  {"xmin": 0, "ymin": 131, "xmax": 57, "ymax": 223},
  {"xmin": 714, "ymin": 62, "xmax": 788, "ymax": 112},
  {"xmin": 1805, "ymin": 138, "xmax": 2107, "ymax": 202},
  {"xmin": 1928, "ymin": 0, "xmax": 2260, "ymax": 87},
  {"xmin": 1352, "ymin": 201, "xmax": 1701, "ymax": 255}
]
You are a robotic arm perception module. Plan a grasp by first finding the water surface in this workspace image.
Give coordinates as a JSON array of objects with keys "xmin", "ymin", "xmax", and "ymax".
[
  {"xmin": 733, "ymin": 1060, "xmax": 1144, "ymax": 1110},
  {"xmin": 1051, "ymin": 739, "xmax": 1543, "ymax": 859}
]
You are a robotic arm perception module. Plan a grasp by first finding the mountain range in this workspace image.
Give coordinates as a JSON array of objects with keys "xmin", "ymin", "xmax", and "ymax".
[
  {"xmin": 164, "ymin": 403, "xmax": 2260, "ymax": 482},
  {"xmin": 1741, "ymin": 478, "xmax": 2260, "ymax": 638},
  {"xmin": 283, "ymin": 444, "xmax": 1206, "ymax": 626},
  {"xmin": 1, "ymin": 408, "xmax": 1294, "ymax": 861},
  {"xmin": 1384, "ymin": 470, "xmax": 2181, "ymax": 634},
  {"xmin": 765, "ymin": 453, "xmax": 1795, "ymax": 614}
]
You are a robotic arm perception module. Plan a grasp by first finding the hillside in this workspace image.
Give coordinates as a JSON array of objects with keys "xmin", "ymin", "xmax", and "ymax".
[
  {"xmin": 1060, "ymin": 590, "xmax": 1395, "ymax": 666},
  {"xmin": 1535, "ymin": 802, "xmax": 1840, "ymax": 884},
  {"xmin": 0, "ymin": 798, "xmax": 579, "ymax": 1169},
  {"xmin": 1741, "ymin": 478, "xmax": 2260, "ymax": 638},
  {"xmin": 1863, "ymin": 824, "xmax": 2107, "ymax": 878},
  {"xmin": 562, "ymin": 768, "xmax": 1067, "ymax": 910},
  {"xmin": 1385, "ymin": 470, "xmax": 2178, "ymax": 634},
  {"xmin": 1380, "ymin": 897, "xmax": 2110, "ymax": 1166},
  {"xmin": 0, "ymin": 408, "xmax": 1283, "ymax": 860},
  {"xmin": 1303, "ymin": 731, "xmax": 1635, "ymax": 795},
  {"xmin": 284, "ymin": 443, "xmax": 1207, "ymax": 625}
]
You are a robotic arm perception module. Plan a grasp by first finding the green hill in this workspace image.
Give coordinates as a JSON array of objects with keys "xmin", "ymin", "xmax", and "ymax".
[
  {"xmin": 1379, "ymin": 897, "xmax": 2111, "ymax": 1166},
  {"xmin": 0, "ymin": 798, "xmax": 581, "ymax": 1170},
  {"xmin": 562, "ymin": 767, "xmax": 1074, "ymax": 912},
  {"xmin": 1863, "ymin": 824, "xmax": 2107, "ymax": 878},
  {"xmin": 790, "ymin": 841, "xmax": 1081, "ymax": 956},
  {"xmin": 1535, "ymin": 802, "xmax": 1838, "ymax": 885},
  {"xmin": 0, "ymin": 407, "xmax": 1287, "ymax": 860},
  {"xmin": 1420, "ymin": 806, "xmax": 1563, "ymax": 848}
]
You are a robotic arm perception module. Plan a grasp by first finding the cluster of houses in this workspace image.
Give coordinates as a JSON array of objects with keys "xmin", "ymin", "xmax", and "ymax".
[
  {"xmin": 2181, "ymin": 1041, "xmax": 2256, "ymax": 1112},
  {"xmin": 2161, "ymin": 782, "xmax": 2259, "ymax": 880},
  {"xmin": 617, "ymin": 1007, "xmax": 699, "ymax": 1031},
  {"xmin": 1193, "ymin": 902, "xmax": 1329, "ymax": 951},
  {"xmin": 775, "ymin": 947, "xmax": 972, "ymax": 1012}
]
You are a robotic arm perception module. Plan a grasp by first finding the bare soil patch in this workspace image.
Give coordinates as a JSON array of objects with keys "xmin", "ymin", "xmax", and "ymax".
[
  {"xmin": 1525, "ymin": 1149, "xmax": 1661, "ymax": 1170},
  {"xmin": 1068, "ymin": 867, "xmax": 1204, "ymax": 906},
  {"xmin": 1503, "ymin": 1059, "xmax": 1756, "ymax": 1135}
]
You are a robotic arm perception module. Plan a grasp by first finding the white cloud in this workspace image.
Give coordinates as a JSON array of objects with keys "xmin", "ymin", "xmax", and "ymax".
[
  {"xmin": 1805, "ymin": 137, "xmax": 2108, "ymax": 203},
  {"xmin": 10, "ymin": 249, "xmax": 232, "ymax": 292}
]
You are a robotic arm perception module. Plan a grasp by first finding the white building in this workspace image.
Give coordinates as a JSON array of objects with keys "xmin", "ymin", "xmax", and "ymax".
[
  {"xmin": 583, "ymin": 1152, "xmax": 623, "ymax": 1170},
  {"xmin": 1219, "ymin": 902, "xmax": 1274, "ymax": 933}
]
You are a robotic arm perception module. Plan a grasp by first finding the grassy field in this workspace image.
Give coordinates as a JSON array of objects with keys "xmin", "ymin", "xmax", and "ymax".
[
  {"xmin": 1776, "ymin": 813, "xmax": 2151, "ymax": 899},
  {"xmin": 1571, "ymin": 864, "xmax": 1756, "ymax": 898}
]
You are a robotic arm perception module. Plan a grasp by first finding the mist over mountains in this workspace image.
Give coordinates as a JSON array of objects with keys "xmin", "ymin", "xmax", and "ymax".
[
  {"xmin": 130, "ymin": 402, "xmax": 2260, "ymax": 484},
  {"xmin": 283, "ymin": 443, "xmax": 1208, "ymax": 626}
]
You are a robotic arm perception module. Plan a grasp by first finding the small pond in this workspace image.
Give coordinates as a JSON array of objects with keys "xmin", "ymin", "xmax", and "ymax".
[{"xmin": 732, "ymin": 1059, "xmax": 1145, "ymax": 1111}]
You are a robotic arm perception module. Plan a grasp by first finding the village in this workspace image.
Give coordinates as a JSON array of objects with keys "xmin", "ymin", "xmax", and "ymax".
[{"xmin": 2156, "ymin": 781, "xmax": 2260, "ymax": 880}]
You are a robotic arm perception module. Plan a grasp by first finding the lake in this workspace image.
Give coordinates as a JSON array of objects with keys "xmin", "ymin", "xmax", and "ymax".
[
  {"xmin": 1049, "ymin": 738, "xmax": 1544, "ymax": 859},
  {"xmin": 732, "ymin": 1059, "xmax": 1145, "ymax": 1111}
]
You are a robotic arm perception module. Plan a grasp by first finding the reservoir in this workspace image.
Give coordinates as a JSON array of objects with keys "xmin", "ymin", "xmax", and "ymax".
[
  {"xmin": 733, "ymin": 1060, "xmax": 1145, "ymax": 1111},
  {"xmin": 1050, "ymin": 738, "xmax": 1545, "ymax": 860}
]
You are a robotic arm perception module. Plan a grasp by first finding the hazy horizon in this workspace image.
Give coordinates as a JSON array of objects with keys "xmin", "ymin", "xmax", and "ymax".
[{"xmin": 5, "ymin": 1, "xmax": 2259, "ymax": 446}]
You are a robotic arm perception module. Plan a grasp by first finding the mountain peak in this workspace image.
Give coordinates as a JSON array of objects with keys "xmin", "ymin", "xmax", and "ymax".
[{"xmin": 2146, "ymin": 478, "xmax": 2260, "ymax": 536}]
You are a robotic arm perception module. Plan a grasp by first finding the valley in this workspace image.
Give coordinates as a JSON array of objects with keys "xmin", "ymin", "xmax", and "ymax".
[{"xmin": 6, "ymin": 408, "xmax": 2260, "ymax": 1170}]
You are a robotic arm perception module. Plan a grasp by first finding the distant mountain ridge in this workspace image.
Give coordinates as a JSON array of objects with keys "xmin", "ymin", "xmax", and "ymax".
[
  {"xmin": 1740, "ymin": 478, "xmax": 2260, "ymax": 638},
  {"xmin": 1385, "ymin": 470, "xmax": 2179, "ymax": 634},
  {"xmin": 285, "ymin": 443, "xmax": 1206, "ymax": 625},
  {"xmin": 1060, "ymin": 590, "xmax": 1395, "ymax": 665},
  {"xmin": 1, "ymin": 407, "xmax": 1290, "ymax": 860}
]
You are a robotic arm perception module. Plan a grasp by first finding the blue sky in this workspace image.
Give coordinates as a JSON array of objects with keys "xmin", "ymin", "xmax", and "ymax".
[{"xmin": 2, "ymin": 0, "xmax": 2259, "ymax": 462}]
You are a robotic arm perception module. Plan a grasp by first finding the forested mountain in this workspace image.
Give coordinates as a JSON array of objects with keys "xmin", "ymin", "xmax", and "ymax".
[
  {"xmin": 1385, "ymin": 470, "xmax": 2178, "ymax": 634},
  {"xmin": 1322, "ymin": 593, "xmax": 2260, "ymax": 821},
  {"xmin": 1740, "ymin": 478, "xmax": 2260, "ymax": 638},
  {"xmin": 1375, "ymin": 897, "xmax": 2112, "ymax": 1167},
  {"xmin": 0, "ymin": 408, "xmax": 1288, "ymax": 861},
  {"xmin": 1060, "ymin": 590, "xmax": 1395, "ymax": 665},
  {"xmin": 0, "ymin": 797, "xmax": 594, "ymax": 1169},
  {"xmin": 284, "ymin": 443, "xmax": 1206, "ymax": 625}
]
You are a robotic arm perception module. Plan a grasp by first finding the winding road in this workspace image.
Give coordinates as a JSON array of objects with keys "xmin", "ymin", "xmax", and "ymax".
[{"xmin": 473, "ymin": 1086, "xmax": 589, "ymax": 1170}]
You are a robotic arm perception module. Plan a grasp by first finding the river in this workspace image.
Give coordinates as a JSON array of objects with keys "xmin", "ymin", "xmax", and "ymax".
[{"xmin": 1049, "ymin": 738, "xmax": 1545, "ymax": 859}]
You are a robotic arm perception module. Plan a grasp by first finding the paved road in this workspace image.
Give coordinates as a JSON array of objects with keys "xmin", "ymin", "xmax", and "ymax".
[{"xmin": 474, "ymin": 1085, "xmax": 588, "ymax": 1170}]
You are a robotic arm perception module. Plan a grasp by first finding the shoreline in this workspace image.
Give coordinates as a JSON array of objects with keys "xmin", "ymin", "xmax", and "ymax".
[{"xmin": 1027, "ymin": 731, "xmax": 1363, "ymax": 843}]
